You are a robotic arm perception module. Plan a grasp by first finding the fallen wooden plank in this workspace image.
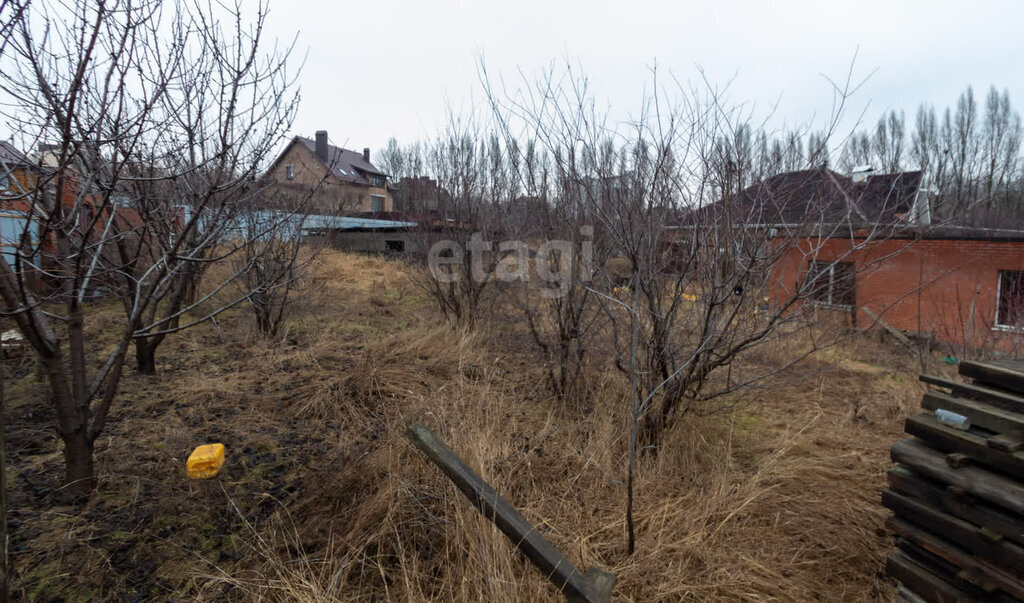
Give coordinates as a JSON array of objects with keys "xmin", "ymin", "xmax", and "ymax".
[
  {"xmin": 890, "ymin": 439, "xmax": 1024, "ymax": 515},
  {"xmin": 861, "ymin": 306, "xmax": 913, "ymax": 347},
  {"xmin": 405, "ymin": 422, "xmax": 615, "ymax": 603},
  {"xmin": 886, "ymin": 550, "xmax": 976, "ymax": 603},
  {"xmin": 921, "ymin": 390, "xmax": 1024, "ymax": 439},
  {"xmin": 920, "ymin": 374, "xmax": 1024, "ymax": 415},
  {"xmin": 960, "ymin": 360, "xmax": 1024, "ymax": 396},
  {"xmin": 883, "ymin": 489, "xmax": 1024, "ymax": 574},
  {"xmin": 887, "ymin": 517, "xmax": 1024, "ymax": 600},
  {"xmin": 904, "ymin": 413, "xmax": 1024, "ymax": 480}
]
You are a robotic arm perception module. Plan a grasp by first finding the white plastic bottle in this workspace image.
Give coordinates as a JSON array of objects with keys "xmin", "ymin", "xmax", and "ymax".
[{"xmin": 935, "ymin": 408, "xmax": 970, "ymax": 430}]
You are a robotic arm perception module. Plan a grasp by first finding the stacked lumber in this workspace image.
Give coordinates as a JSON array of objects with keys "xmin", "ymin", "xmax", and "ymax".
[{"xmin": 885, "ymin": 359, "xmax": 1024, "ymax": 602}]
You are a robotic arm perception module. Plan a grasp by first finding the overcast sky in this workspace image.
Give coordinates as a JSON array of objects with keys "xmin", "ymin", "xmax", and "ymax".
[{"xmin": 263, "ymin": 0, "xmax": 1024, "ymax": 162}]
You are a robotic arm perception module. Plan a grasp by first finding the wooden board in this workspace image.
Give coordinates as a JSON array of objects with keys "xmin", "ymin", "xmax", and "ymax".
[
  {"xmin": 895, "ymin": 539, "xmax": 1022, "ymax": 602},
  {"xmin": 920, "ymin": 390, "xmax": 1024, "ymax": 439},
  {"xmin": 896, "ymin": 586, "xmax": 927, "ymax": 603},
  {"xmin": 888, "ymin": 467, "xmax": 1024, "ymax": 546},
  {"xmin": 904, "ymin": 413, "xmax": 1024, "ymax": 480},
  {"xmin": 920, "ymin": 373, "xmax": 1024, "ymax": 415},
  {"xmin": 887, "ymin": 517, "xmax": 1024, "ymax": 600},
  {"xmin": 405, "ymin": 423, "xmax": 615, "ymax": 603},
  {"xmin": 890, "ymin": 439, "xmax": 1024, "ymax": 515},
  {"xmin": 886, "ymin": 550, "xmax": 976, "ymax": 603},
  {"xmin": 861, "ymin": 306, "xmax": 913, "ymax": 347},
  {"xmin": 960, "ymin": 360, "xmax": 1024, "ymax": 396},
  {"xmin": 896, "ymin": 586, "xmax": 928, "ymax": 603},
  {"xmin": 882, "ymin": 489, "xmax": 1024, "ymax": 574},
  {"xmin": 988, "ymin": 434, "xmax": 1024, "ymax": 453}
]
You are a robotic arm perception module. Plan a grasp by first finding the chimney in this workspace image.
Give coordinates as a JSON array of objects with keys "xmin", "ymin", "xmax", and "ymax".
[
  {"xmin": 315, "ymin": 130, "xmax": 328, "ymax": 162},
  {"xmin": 363, "ymin": 147, "xmax": 370, "ymax": 163},
  {"xmin": 851, "ymin": 165, "xmax": 874, "ymax": 185}
]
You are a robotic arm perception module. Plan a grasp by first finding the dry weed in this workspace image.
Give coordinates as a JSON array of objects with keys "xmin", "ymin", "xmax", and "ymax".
[{"xmin": 5, "ymin": 250, "xmax": 923, "ymax": 601}]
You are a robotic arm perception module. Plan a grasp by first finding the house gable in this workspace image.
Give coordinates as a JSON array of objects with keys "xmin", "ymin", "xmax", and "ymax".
[{"xmin": 265, "ymin": 134, "xmax": 393, "ymax": 214}]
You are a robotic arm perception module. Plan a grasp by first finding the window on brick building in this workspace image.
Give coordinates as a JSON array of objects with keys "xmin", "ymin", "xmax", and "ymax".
[
  {"xmin": 804, "ymin": 261, "xmax": 856, "ymax": 308},
  {"xmin": 285, "ymin": 164, "xmax": 294, "ymax": 180},
  {"xmin": 996, "ymin": 270, "xmax": 1024, "ymax": 328}
]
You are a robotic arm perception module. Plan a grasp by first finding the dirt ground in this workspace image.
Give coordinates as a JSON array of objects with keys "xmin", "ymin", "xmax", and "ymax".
[{"xmin": 3, "ymin": 251, "xmax": 945, "ymax": 601}]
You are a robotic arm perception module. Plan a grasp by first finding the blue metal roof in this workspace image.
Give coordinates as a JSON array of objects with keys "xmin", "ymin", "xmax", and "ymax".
[{"xmin": 301, "ymin": 214, "xmax": 417, "ymax": 230}]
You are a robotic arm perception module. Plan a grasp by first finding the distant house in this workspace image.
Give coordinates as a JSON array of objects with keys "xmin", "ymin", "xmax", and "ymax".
[
  {"xmin": 0, "ymin": 141, "xmax": 42, "ymax": 264},
  {"xmin": 265, "ymin": 130, "xmax": 393, "ymax": 214},
  {"xmin": 741, "ymin": 166, "xmax": 1024, "ymax": 351},
  {"xmin": 0, "ymin": 141, "xmax": 149, "ymax": 294},
  {"xmin": 390, "ymin": 176, "xmax": 452, "ymax": 213},
  {"xmin": 0, "ymin": 141, "xmax": 40, "ymax": 199}
]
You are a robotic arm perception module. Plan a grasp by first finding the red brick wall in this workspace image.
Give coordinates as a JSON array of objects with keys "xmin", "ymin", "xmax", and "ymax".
[{"xmin": 769, "ymin": 236, "xmax": 1024, "ymax": 352}]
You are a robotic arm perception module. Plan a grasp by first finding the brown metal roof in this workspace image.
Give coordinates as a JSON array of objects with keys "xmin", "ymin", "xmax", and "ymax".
[
  {"xmin": 294, "ymin": 136, "xmax": 387, "ymax": 184},
  {"xmin": 696, "ymin": 167, "xmax": 924, "ymax": 227}
]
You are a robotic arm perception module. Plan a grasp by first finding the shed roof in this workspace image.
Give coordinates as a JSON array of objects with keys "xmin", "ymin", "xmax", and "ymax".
[{"xmin": 695, "ymin": 167, "xmax": 924, "ymax": 227}]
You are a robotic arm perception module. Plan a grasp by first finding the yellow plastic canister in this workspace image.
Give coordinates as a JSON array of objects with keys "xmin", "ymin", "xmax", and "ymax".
[{"xmin": 186, "ymin": 443, "xmax": 225, "ymax": 479}]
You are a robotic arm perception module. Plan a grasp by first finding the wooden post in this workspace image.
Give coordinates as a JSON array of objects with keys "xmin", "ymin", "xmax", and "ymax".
[{"xmin": 405, "ymin": 422, "xmax": 615, "ymax": 603}]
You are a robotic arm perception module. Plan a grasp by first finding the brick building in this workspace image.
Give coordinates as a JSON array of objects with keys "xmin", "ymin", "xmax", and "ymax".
[
  {"xmin": 705, "ymin": 165, "xmax": 1024, "ymax": 352},
  {"xmin": 0, "ymin": 141, "xmax": 145, "ymax": 293},
  {"xmin": 265, "ymin": 130, "xmax": 393, "ymax": 214},
  {"xmin": 769, "ymin": 231, "xmax": 1024, "ymax": 352}
]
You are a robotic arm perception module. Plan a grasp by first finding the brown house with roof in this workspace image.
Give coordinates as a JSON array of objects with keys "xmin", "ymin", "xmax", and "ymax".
[
  {"xmin": 266, "ymin": 131, "xmax": 393, "ymax": 214},
  {"xmin": 736, "ymin": 166, "xmax": 1024, "ymax": 352},
  {"xmin": 0, "ymin": 141, "xmax": 40, "ymax": 199}
]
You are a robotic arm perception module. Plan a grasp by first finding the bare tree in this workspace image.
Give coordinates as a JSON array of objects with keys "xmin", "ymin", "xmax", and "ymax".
[
  {"xmin": 404, "ymin": 112, "xmax": 509, "ymax": 329},
  {"xmin": 478, "ymin": 61, "xmax": 923, "ymax": 553},
  {"xmin": 839, "ymin": 131, "xmax": 872, "ymax": 172},
  {"xmin": 911, "ymin": 104, "xmax": 942, "ymax": 187},
  {"xmin": 982, "ymin": 87, "xmax": 1022, "ymax": 207},
  {"xmin": 0, "ymin": 0, "xmax": 300, "ymax": 498},
  {"xmin": 873, "ymin": 109, "xmax": 906, "ymax": 173},
  {"xmin": 234, "ymin": 206, "xmax": 323, "ymax": 338},
  {"xmin": 376, "ymin": 137, "xmax": 407, "ymax": 185}
]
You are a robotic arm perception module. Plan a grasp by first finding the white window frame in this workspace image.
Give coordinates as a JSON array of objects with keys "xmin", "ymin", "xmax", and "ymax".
[
  {"xmin": 994, "ymin": 270, "xmax": 1024, "ymax": 330},
  {"xmin": 285, "ymin": 164, "xmax": 294, "ymax": 180}
]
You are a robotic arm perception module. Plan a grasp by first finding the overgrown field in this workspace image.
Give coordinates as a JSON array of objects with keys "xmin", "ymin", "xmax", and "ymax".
[{"xmin": 5, "ymin": 250, "xmax": 939, "ymax": 600}]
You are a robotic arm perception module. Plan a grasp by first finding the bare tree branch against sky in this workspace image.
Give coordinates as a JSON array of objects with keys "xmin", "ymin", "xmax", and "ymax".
[
  {"xmin": 229, "ymin": 0, "xmax": 1024, "ymax": 155},
  {"xmin": 1, "ymin": 0, "xmax": 1021, "ymax": 155}
]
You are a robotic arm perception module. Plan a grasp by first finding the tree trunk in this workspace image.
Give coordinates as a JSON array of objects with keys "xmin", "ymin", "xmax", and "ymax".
[
  {"xmin": 60, "ymin": 430, "xmax": 95, "ymax": 501},
  {"xmin": 135, "ymin": 339, "xmax": 156, "ymax": 375},
  {"xmin": 38, "ymin": 352, "xmax": 97, "ymax": 499},
  {"xmin": 0, "ymin": 352, "xmax": 8, "ymax": 600}
]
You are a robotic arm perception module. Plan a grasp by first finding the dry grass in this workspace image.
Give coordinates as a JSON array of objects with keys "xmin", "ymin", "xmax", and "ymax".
[{"xmin": 2, "ymin": 249, "xmax": 928, "ymax": 600}]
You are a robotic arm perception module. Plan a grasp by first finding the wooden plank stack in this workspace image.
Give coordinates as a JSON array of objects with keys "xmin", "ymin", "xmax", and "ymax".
[{"xmin": 885, "ymin": 359, "xmax": 1024, "ymax": 602}]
